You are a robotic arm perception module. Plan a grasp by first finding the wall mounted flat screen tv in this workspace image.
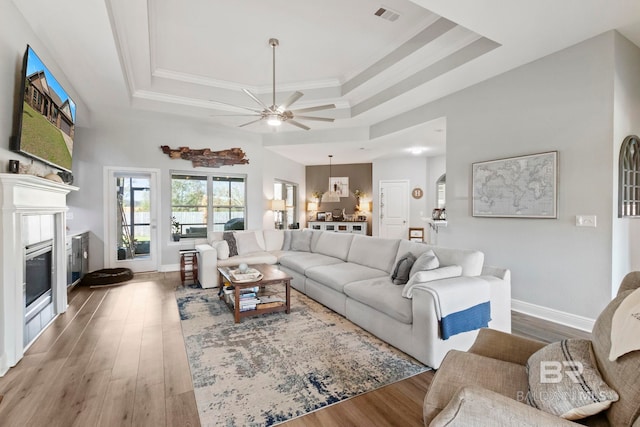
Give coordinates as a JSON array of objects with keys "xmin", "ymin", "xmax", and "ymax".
[{"xmin": 11, "ymin": 45, "xmax": 76, "ymax": 172}]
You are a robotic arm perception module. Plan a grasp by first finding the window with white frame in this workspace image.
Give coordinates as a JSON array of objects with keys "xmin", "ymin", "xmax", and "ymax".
[{"xmin": 171, "ymin": 172, "xmax": 246, "ymax": 238}]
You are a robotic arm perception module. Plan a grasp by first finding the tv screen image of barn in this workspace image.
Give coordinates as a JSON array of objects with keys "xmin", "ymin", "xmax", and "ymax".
[{"xmin": 21, "ymin": 46, "xmax": 76, "ymax": 171}]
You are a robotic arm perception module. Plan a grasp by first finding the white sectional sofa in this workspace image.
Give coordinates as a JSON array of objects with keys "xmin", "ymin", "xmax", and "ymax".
[{"xmin": 195, "ymin": 229, "xmax": 511, "ymax": 368}]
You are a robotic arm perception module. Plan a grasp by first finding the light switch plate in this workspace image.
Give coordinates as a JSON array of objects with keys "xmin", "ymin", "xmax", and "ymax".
[{"xmin": 576, "ymin": 215, "xmax": 596, "ymax": 227}]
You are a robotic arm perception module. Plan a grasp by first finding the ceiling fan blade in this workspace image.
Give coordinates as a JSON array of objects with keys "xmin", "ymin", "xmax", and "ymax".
[
  {"xmin": 209, "ymin": 100, "xmax": 263, "ymax": 113},
  {"xmin": 290, "ymin": 104, "xmax": 336, "ymax": 114},
  {"xmin": 294, "ymin": 115, "xmax": 334, "ymax": 122},
  {"xmin": 286, "ymin": 120, "xmax": 310, "ymax": 131},
  {"xmin": 277, "ymin": 91, "xmax": 304, "ymax": 112},
  {"xmin": 242, "ymin": 89, "xmax": 272, "ymax": 111},
  {"xmin": 238, "ymin": 118, "xmax": 264, "ymax": 128},
  {"xmin": 210, "ymin": 114, "xmax": 262, "ymax": 117}
]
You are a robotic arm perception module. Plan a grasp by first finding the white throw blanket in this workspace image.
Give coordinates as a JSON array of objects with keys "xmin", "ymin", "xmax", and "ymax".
[
  {"xmin": 409, "ymin": 276, "xmax": 491, "ymax": 340},
  {"xmin": 411, "ymin": 276, "xmax": 490, "ymax": 320},
  {"xmin": 609, "ymin": 287, "xmax": 640, "ymax": 361}
]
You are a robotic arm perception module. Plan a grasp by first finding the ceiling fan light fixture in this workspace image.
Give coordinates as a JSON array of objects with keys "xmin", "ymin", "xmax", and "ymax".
[{"xmin": 267, "ymin": 115, "xmax": 282, "ymax": 126}]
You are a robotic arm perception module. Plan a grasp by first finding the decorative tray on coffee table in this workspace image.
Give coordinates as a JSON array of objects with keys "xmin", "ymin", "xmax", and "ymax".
[{"xmin": 229, "ymin": 268, "xmax": 263, "ymax": 283}]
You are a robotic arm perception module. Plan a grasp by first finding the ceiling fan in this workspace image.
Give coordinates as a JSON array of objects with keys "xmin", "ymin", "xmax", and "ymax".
[{"xmin": 212, "ymin": 38, "xmax": 335, "ymax": 131}]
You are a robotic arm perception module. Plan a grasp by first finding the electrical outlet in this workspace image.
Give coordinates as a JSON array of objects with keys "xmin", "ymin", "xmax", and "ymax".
[
  {"xmin": 66, "ymin": 212, "xmax": 74, "ymax": 220},
  {"xmin": 576, "ymin": 215, "xmax": 596, "ymax": 227}
]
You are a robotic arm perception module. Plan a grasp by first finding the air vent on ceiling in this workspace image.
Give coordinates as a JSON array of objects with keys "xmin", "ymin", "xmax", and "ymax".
[{"xmin": 374, "ymin": 6, "xmax": 400, "ymax": 22}]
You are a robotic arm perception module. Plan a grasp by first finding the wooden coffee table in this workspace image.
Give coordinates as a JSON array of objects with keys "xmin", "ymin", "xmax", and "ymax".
[{"xmin": 217, "ymin": 263, "xmax": 291, "ymax": 323}]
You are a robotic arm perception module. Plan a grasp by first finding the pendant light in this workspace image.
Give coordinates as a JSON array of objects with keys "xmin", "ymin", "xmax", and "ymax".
[{"xmin": 321, "ymin": 155, "xmax": 340, "ymax": 203}]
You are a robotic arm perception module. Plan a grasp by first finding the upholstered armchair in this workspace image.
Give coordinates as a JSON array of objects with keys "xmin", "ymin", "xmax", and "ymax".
[{"xmin": 423, "ymin": 272, "xmax": 640, "ymax": 426}]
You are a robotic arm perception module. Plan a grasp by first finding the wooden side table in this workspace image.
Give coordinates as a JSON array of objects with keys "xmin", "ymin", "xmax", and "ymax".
[{"xmin": 179, "ymin": 249, "xmax": 198, "ymax": 286}]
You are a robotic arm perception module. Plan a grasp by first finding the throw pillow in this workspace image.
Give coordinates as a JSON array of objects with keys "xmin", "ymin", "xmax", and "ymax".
[
  {"xmin": 409, "ymin": 249, "xmax": 439, "ymax": 278},
  {"xmin": 223, "ymin": 231, "xmax": 238, "ymax": 257},
  {"xmin": 526, "ymin": 339, "xmax": 619, "ymax": 420},
  {"xmin": 213, "ymin": 240, "xmax": 229, "ymax": 260},
  {"xmin": 290, "ymin": 230, "xmax": 312, "ymax": 252},
  {"xmin": 282, "ymin": 230, "xmax": 292, "ymax": 251},
  {"xmin": 391, "ymin": 252, "xmax": 416, "ymax": 285},
  {"xmin": 234, "ymin": 232, "xmax": 263, "ymax": 255}
]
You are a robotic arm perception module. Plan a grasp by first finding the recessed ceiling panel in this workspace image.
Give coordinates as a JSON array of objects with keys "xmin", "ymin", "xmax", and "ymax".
[{"xmin": 152, "ymin": 0, "xmax": 435, "ymax": 87}]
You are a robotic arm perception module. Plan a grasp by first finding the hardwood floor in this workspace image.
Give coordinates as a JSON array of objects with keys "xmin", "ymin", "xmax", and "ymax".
[
  {"xmin": 0, "ymin": 274, "xmax": 200, "ymax": 427},
  {"xmin": 0, "ymin": 273, "xmax": 590, "ymax": 427}
]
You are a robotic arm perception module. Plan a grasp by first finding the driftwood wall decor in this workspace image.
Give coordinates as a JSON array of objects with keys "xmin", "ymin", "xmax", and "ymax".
[{"xmin": 160, "ymin": 146, "xmax": 249, "ymax": 168}]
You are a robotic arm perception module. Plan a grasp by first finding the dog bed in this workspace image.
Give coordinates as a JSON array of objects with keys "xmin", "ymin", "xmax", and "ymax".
[{"xmin": 80, "ymin": 268, "xmax": 134, "ymax": 287}]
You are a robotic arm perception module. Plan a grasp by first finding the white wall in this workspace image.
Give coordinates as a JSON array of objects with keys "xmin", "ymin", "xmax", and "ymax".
[
  {"xmin": 373, "ymin": 32, "xmax": 625, "ymax": 322},
  {"xmin": 612, "ymin": 32, "xmax": 640, "ymax": 294},
  {"xmin": 0, "ymin": 0, "xmax": 89, "ymax": 175},
  {"xmin": 262, "ymin": 149, "xmax": 306, "ymax": 229},
  {"xmin": 69, "ymin": 108, "xmax": 311, "ymax": 271}
]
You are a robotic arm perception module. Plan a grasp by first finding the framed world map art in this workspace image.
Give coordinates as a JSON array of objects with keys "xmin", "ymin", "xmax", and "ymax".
[{"xmin": 472, "ymin": 151, "xmax": 558, "ymax": 218}]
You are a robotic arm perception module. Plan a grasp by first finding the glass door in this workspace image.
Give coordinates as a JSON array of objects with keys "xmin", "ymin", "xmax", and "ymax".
[{"xmin": 105, "ymin": 168, "xmax": 159, "ymax": 272}]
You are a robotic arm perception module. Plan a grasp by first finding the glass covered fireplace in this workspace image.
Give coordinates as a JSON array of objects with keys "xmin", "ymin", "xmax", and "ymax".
[{"xmin": 24, "ymin": 239, "xmax": 55, "ymax": 347}]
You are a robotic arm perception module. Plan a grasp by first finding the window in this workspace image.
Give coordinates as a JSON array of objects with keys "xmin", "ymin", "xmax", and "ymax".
[
  {"xmin": 171, "ymin": 173, "xmax": 246, "ymax": 238},
  {"xmin": 436, "ymin": 174, "xmax": 446, "ymax": 209},
  {"xmin": 619, "ymin": 135, "xmax": 640, "ymax": 217}
]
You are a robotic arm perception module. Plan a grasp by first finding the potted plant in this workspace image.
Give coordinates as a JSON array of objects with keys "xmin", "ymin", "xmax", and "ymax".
[{"xmin": 171, "ymin": 216, "xmax": 181, "ymax": 241}]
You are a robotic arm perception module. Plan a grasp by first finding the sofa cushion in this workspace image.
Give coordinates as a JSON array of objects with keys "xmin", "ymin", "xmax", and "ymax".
[
  {"xmin": 234, "ymin": 231, "xmax": 264, "ymax": 255},
  {"xmin": 312, "ymin": 232, "xmax": 354, "ymax": 261},
  {"xmin": 347, "ymin": 235, "xmax": 401, "ymax": 274},
  {"xmin": 344, "ymin": 278, "xmax": 413, "ymax": 324},
  {"xmin": 223, "ymin": 231, "xmax": 238, "ymax": 257},
  {"xmin": 409, "ymin": 249, "xmax": 439, "ymax": 277},
  {"xmin": 391, "ymin": 252, "xmax": 416, "ymax": 285},
  {"xmin": 213, "ymin": 240, "xmax": 230, "ymax": 260},
  {"xmin": 207, "ymin": 231, "xmax": 223, "ymax": 246},
  {"xmin": 217, "ymin": 252, "xmax": 277, "ymax": 267},
  {"xmin": 263, "ymin": 229, "xmax": 285, "ymax": 251},
  {"xmin": 526, "ymin": 339, "xmax": 619, "ymax": 420},
  {"xmin": 305, "ymin": 263, "xmax": 388, "ymax": 293},
  {"xmin": 278, "ymin": 252, "xmax": 342, "ymax": 275},
  {"xmin": 423, "ymin": 350, "xmax": 529, "ymax": 423},
  {"xmin": 290, "ymin": 230, "xmax": 313, "ymax": 251},
  {"xmin": 396, "ymin": 240, "xmax": 484, "ymax": 276}
]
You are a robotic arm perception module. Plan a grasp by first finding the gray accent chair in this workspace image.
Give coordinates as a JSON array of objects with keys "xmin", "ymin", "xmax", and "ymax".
[{"xmin": 423, "ymin": 271, "xmax": 640, "ymax": 426}]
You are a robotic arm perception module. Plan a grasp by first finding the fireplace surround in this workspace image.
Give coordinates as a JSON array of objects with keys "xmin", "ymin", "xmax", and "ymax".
[{"xmin": 0, "ymin": 174, "xmax": 77, "ymax": 376}]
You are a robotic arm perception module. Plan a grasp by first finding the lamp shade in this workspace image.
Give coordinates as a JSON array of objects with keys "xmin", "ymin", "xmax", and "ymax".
[
  {"xmin": 321, "ymin": 192, "xmax": 340, "ymax": 203},
  {"xmin": 307, "ymin": 202, "xmax": 318, "ymax": 211},
  {"xmin": 271, "ymin": 199, "xmax": 286, "ymax": 211}
]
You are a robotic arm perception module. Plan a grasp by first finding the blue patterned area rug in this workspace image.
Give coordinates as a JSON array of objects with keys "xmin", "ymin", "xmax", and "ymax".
[{"xmin": 175, "ymin": 285, "xmax": 429, "ymax": 426}]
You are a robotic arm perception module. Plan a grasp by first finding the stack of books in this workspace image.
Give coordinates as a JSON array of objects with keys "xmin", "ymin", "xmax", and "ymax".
[
  {"xmin": 238, "ymin": 289, "xmax": 260, "ymax": 312},
  {"xmin": 224, "ymin": 286, "xmax": 261, "ymax": 311}
]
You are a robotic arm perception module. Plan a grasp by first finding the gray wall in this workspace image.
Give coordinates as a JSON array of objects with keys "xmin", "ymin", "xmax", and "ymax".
[
  {"xmin": 306, "ymin": 163, "xmax": 372, "ymax": 234},
  {"xmin": 373, "ymin": 31, "xmax": 634, "ymax": 320}
]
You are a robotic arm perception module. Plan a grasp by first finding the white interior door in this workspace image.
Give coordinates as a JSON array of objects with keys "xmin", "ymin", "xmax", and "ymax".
[
  {"xmin": 104, "ymin": 167, "xmax": 159, "ymax": 272},
  {"xmin": 379, "ymin": 180, "xmax": 409, "ymax": 239}
]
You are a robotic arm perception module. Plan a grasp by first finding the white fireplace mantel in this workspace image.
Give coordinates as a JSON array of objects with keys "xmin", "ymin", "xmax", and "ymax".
[{"xmin": 0, "ymin": 174, "xmax": 78, "ymax": 376}]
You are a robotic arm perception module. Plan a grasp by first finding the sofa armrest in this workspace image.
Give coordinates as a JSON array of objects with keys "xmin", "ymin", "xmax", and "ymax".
[
  {"xmin": 428, "ymin": 385, "xmax": 578, "ymax": 427},
  {"xmin": 468, "ymin": 328, "xmax": 546, "ymax": 366},
  {"xmin": 195, "ymin": 244, "xmax": 218, "ymax": 289},
  {"xmin": 402, "ymin": 266, "xmax": 463, "ymax": 298}
]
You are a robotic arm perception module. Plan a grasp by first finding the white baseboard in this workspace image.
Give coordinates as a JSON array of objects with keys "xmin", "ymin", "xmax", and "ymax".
[
  {"xmin": 511, "ymin": 299, "xmax": 595, "ymax": 333},
  {"xmin": 159, "ymin": 264, "xmax": 179, "ymax": 272}
]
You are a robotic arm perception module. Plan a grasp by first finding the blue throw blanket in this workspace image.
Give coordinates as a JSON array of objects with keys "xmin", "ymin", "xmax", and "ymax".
[{"xmin": 441, "ymin": 301, "xmax": 491, "ymax": 340}]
